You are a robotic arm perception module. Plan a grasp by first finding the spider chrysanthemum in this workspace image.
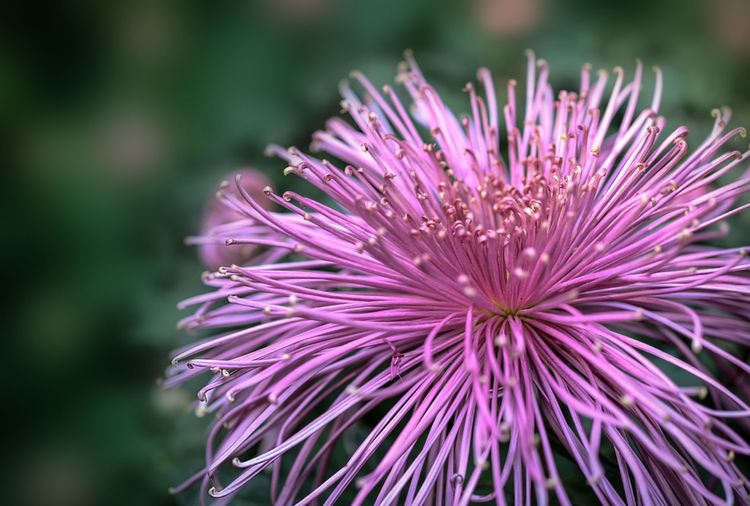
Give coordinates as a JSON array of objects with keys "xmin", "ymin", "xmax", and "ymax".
[{"xmin": 168, "ymin": 52, "xmax": 750, "ymax": 505}]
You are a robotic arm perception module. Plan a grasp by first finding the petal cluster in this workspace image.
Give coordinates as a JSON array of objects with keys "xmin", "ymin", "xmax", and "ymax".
[{"xmin": 168, "ymin": 52, "xmax": 750, "ymax": 505}]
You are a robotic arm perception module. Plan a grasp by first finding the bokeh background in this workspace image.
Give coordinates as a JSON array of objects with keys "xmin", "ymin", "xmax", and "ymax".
[{"xmin": 5, "ymin": 0, "xmax": 750, "ymax": 504}]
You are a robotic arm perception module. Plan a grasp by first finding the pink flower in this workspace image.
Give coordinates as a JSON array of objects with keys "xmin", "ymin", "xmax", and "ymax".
[
  {"xmin": 472, "ymin": 0, "xmax": 541, "ymax": 37},
  {"xmin": 168, "ymin": 53, "xmax": 750, "ymax": 505},
  {"xmin": 191, "ymin": 169, "xmax": 275, "ymax": 271}
]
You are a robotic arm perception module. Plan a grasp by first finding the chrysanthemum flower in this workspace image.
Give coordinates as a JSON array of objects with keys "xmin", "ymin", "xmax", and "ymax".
[
  {"xmin": 194, "ymin": 169, "xmax": 275, "ymax": 271},
  {"xmin": 168, "ymin": 52, "xmax": 750, "ymax": 505}
]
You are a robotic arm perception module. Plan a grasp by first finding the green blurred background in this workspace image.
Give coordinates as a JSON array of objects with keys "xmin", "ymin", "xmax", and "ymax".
[{"xmin": 4, "ymin": 0, "xmax": 750, "ymax": 504}]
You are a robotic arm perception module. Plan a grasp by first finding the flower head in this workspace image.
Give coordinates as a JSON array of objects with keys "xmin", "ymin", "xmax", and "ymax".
[
  {"xmin": 168, "ymin": 52, "xmax": 750, "ymax": 505},
  {"xmin": 193, "ymin": 168, "xmax": 275, "ymax": 270}
]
